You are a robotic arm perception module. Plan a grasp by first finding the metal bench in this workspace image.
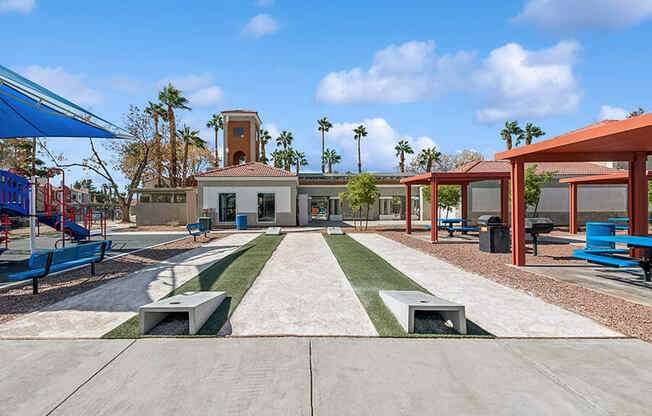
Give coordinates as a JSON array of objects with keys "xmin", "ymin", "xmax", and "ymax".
[
  {"xmin": 186, "ymin": 222, "xmax": 209, "ymax": 241},
  {"xmin": 572, "ymin": 250, "xmax": 639, "ymax": 268},
  {"xmin": 9, "ymin": 240, "xmax": 111, "ymax": 294}
]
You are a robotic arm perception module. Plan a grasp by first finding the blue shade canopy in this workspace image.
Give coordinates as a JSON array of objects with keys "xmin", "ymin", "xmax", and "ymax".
[{"xmin": 0, "ymin": 64, "xmax": 131, "ymax": 139}]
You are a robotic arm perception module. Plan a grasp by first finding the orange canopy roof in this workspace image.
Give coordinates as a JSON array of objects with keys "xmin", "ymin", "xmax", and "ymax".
[
  {"xmin": 495, "ymin": 115, "xmax": 652, "ymax": 162},
  {"xmin": 559, "ymin": 171, "xmax": 652, "ymax": 185}
]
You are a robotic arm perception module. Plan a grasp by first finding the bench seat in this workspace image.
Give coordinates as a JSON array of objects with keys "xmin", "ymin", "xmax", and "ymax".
[
  {"xmin": 572, "ymin": 251, "xmax": 638, "ymax": 268},
  {"xmin": 187, "ymin": 223, "xmax": 209, "ymax": 241},
  {"xmin": 573, "ymin": 248, "xmax": 629, "ymax": 255},
  {"xmin": 449, "ymin": 226, "xmax": 478, "ymax": 232}
]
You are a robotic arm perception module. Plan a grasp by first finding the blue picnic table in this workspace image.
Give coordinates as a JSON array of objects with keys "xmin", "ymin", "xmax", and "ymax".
[
  {"xmin": 438, "ymin": 219, "xmax": 477, "ymax": 237},
  {"xmin": 578, "ymin": 235, "xmax": 652, "ymax": 282}
]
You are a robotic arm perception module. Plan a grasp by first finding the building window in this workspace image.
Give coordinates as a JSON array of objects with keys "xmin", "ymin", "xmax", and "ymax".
[
  {"xmin": 257, "ymin": 193, "xmax": 275, "ymax": 222},
  {"xmin": 174, "ymin": 193, "xmax": 186, "ymax": 203},
  {"xmin": 233, "ymin": 127, "xmax": 245, "ymax": 138},
  {"xmin": 219, "ymin": 193, "xmax": 236, "ymax": 222}
]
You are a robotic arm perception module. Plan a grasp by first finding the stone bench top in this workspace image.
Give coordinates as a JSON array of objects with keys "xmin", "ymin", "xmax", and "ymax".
[
  {"xmin": 140, "ymin": 291, "xmax": 225, "ymax": 312},
  {"xmin": 327, "ymin": 227, "xmax": 344, "ymax": 235},
  {"xmin": 379, "ymin": 290, "xmax": 463, "ymax": 309},
  {"xmin": 266, "ymin": 227, "xmax": 282, "ymax": 235}
]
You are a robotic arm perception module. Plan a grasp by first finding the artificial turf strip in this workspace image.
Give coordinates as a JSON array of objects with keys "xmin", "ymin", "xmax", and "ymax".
[
  {"xmin": 323, "ymin": 234, "xmax": 492, "ymax": 338},
  {"xmin": 103, "ymin": 234, "xmax": 284, "ymax": 339}
]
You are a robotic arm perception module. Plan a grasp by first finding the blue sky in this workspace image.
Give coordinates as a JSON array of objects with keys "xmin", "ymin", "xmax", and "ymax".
[{"xmin": 2, "ymin": 0, "xmax": 652, "ymax": 186}]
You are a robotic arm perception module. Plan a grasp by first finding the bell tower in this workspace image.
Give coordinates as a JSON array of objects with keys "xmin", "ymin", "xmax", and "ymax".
[{"xmin": 221, "ymin": 110, "xmax": 262, "ymax": 167}]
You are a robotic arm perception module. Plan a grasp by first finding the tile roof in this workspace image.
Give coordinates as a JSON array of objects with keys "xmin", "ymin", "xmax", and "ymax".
[
  {"xmin": 196, "ymin": 162, "xmax": 297, "ymax": 178},
  {"xmin": 450, "ymin": 160, "xmax": 626, "ymax": 176}
]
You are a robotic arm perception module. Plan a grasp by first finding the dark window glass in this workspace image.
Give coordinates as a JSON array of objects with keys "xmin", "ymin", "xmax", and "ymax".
[
  {"xmin": 257, "ymin": 193, "xmax": 275, "ymax": 222},
  {"xmin": 174, "ymin": 193, "xmax": 186, "ymax": 203},
  {"xmin": 219, "ymin": 193, "xmax": 236, "ymax": 222},
  {"xmin": 233, "ymin": 127, "xmax": 245, "ymax": 138}
]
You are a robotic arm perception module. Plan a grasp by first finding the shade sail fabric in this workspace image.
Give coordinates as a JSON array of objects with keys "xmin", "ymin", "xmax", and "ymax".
[{"xmin": 0, "ymin": 82, "xmax": 116, "ymax": 139}]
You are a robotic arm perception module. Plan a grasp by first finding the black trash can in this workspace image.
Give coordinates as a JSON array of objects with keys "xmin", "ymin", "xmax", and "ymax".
[
  {"xmin": 199, "ymin": 216, "xmax": 211, "ymax": 231},
  {"xmin": 477, "ymin": 215, "xmax": 510, "ymax": 253}
]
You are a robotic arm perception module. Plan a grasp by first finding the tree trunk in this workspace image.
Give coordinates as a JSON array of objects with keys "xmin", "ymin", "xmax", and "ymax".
[
  {"xmin": 400, "ymin": 152, "xmax": 404, "ymax": 173},
  {"xmin": 357, "ymin": 138, "xmax": 361, "ymax": 173},
  {"xmin": 182, "ymin": 141, "xmax": 189, "ymax": 187},
  {"xmin": 328, "ymin": 162, "xmax": 332, "ymax": 174},
  {"xmin": 261, "ymin": 142, "xmax": 266, "ymax": 163},
  {"xmin": 168, "ymin": 107, "xmax": 177, "ymax": 187},
  {"xmin": 214, "ymin": 128, "xmax": 219, "ymax": 167},
  {"xmin": 321, "ymin": 130, "xmax": 325, "ymax": 173},
  {"xmin": 506, "ymin": 135, "xmax": 512, "ymax": 150},
  {"xmin": 155, "ymin": 116, "xmax": 162, "ymax": 187},
  {"xmin": 365, "ymin": 203, "xmax": 369, "ymax": 230},
  {"xmin": 119, "ymin": 200, "xmax": 131, "ymax": 224}
]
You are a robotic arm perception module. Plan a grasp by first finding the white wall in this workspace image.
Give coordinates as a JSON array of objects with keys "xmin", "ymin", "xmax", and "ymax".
[{"xmin": 202, "ymin": 186, "xmax": 292, "ymax": 213}]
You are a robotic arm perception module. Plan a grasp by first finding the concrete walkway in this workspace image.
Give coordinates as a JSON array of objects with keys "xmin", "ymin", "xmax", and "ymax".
[
  {"xmin": 1, "ymin": 337, "xmax": 650, "ymax": 415},
  {"xmin": 350, "ymin": 233, "xmax": 621, "ymax": 338},
  {"xmin": 0, "ymin": 233, "xmax": 257, "ymax": 339},
  {"xmin": 229, "ymin": 233, "xmax": 376, "ymax": 336}
]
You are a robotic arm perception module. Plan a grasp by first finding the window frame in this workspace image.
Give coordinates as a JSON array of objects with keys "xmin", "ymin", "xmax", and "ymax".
[{"xmin": 218, "ymin": 192, "xmax": 237, "ymax": 223}]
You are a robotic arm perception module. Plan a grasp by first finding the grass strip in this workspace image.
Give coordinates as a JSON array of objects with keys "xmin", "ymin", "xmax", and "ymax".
[
  {"xmin": 103, "ymin": 234, "xmax": 284, "ymax": 338},
  {"xmin": 324, "ymin": 234, "xmax": 491, "ymax": 338}
]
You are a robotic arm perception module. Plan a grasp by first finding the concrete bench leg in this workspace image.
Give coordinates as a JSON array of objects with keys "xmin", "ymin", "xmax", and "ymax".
[{"xmin": 439, "ymin": 310, "xmax": 467, "ymax": 335}]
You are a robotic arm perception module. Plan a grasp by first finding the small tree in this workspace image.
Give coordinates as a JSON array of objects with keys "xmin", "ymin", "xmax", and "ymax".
[
  {"xmin": 339, "ymin": 172, "xmax": 378, "ymax": 230},
  {"xmin": 421, "ymin": 185, "xmax": 461, "ymax": 219},
  {"xmin": 524, "ymin": 164, "xmax": 555, "ymax": 217}
]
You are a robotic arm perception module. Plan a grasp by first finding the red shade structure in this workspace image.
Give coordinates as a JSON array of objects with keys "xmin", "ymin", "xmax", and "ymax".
[
  {"xmin": 496, "ymin": 116, "xmax": 652, "ymax": 266},
  {"xmin": 559, "ymin": 171, "xmax": 652, "ymax": 234},
  {"xmin": 400, "ymin": 163, "xmax": 510, "ymax": 243}
]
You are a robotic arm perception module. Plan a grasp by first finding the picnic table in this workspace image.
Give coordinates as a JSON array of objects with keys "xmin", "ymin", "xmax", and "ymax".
[
  {"xmin": 582, "ymin": 235, "xmax": 652, "ymax": 282},
  {"xmin": 438, "ymin": 219, "xmax": 477, "ymax": 237}
]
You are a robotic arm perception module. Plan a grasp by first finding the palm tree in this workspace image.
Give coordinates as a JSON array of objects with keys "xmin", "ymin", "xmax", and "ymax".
[
  {"xmin": 418, "ymin": 147, "xmax": 441, "ymax": 172},
  {"xmin": 323, "ymin": 148, "xmax": 341, "ymax": 173},
  {"xmin": 353, "ymin": 125, "xmax": 368, "ymax": 173},
  {"xmin": 271, "ymin": 149, "xmax": 286, "ymax": 169},
  {"xmin": 144, "ymin": 101, "xmax": 166, "ymax": 187},
  {"xmin": 317, "ymin": 117, "xmax": 333, "ymax": 173},
  {"xmin": 159, "ymin": 83, "xmax": 191, "ymax": 187},
  {"xmin": 524, "ymin": 122, "xmax": 545, "ymax": 146},
  {"xmin": 206, "ymin": 113, "xmax": 223, "ymax": 167},
  {"xmin": 394, "ymin": 140, "xmax": 414, "ymax": 173},
  {"xmin": 291, "ymin": 150, "xmax": 308, "ymax": 175},
  {"xmin": 259, "ymin": 129, "xmax": 272, "ymax": 164},
  {"xmin": 178, "ymin": 125, "xmax": 206, "ymax": 186},
  {"xmin": 500, "ymin": 120, "xmax": 524, "ymax": 150},
  {"xmin": 276, "ymin": 131, "xmax": 294, "ymax": 170}
]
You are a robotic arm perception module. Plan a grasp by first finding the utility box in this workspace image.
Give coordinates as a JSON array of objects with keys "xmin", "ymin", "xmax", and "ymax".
[{"xmin": 478, "ymin": 215, "xmax": 510, "ymax": 253}]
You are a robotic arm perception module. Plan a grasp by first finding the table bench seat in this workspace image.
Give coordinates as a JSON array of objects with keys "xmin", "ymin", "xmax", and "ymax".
[{"xmin": 572, "ymin": 250, "xmax": 638, "ymax": 268}]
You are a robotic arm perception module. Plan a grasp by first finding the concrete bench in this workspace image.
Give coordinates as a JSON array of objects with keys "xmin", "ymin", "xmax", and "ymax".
[
  {"xmin": 139, "ymin": 291, "xmax": 225, "ymax": 335},
  {"xmin": 379, "ymin": 290, "xmax": 467, "ymax": 334},
  {"xmin": 327, "ymin": 227, "xmax": 344, "ymax": 235},
  {"xmin": 265, "ymin": 227, "xmax": 282, "ymax": 235}
]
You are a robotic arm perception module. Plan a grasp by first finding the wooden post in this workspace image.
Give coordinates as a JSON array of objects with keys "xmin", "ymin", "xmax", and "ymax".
[
  {"xmin": 431, "ymin": 177, "xmax": 438, "ymax": 243},
  {"xmin": 510, "ymin": 160, "xmax": 526, "ymax": 266},
  {"xmin": 627, "ymin": 169, "xmax": 634, "ymax": 236},
  {"xmin": 461, "ymin": 182, "xmax": 468, "ymax": 234},
  {"xmin": 569, "ymin": 183, "xmax": 578, "ymax": 234},
  {"xmin": 405, "ymin": 184, "xmax": 412, "ymax": 234},
  {"xmin": 631, "ymin": 152, "xmax": 648, "ymax": 238},
  {"xmin": 500, "ymin": 178, "xmax": 509, "ymax": 225}
]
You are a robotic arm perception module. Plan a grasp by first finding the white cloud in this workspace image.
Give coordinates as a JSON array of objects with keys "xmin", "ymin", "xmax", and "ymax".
[
  {"xmin": 263, "ymin": 123, "xmax": 280, "ymax": 139},
  {"xmin": 598, "ymin": 105, "xmax": 627, "ymax": 120},
  {"xmin": 513, "ymin": 0, "xmax": 652, "ymax": 31},
  {"xmin": 472, "ymin": 40, "xmax": 583, "ymax": 122},
  {"xmin": 256, "ymin": 0, "xmax": 274, "ymax": 6},
  {"xmin": 110, "ymin": 76, "xmax": 147, "ymax": 94},
  {"xmin": 0, "ymin": 0, "xmax": 35, "ymax": 13},
  {"xmin": 20, "ymin": 65, "xmax": 103, "ymax": 106},
  {"xmin": 316, "ymin": 40, "xmax": 475, "ymax": 104},
  {"xmin": 242, "ymin": 14, "xmax": 279, "ymax": 38},
  {"xmin": 158, "ymin": 73, "xmax": 225, "ymax": 107},
  {"xmin": 324, "ymin": 118, "xmax": 437, "ymax": 172}
]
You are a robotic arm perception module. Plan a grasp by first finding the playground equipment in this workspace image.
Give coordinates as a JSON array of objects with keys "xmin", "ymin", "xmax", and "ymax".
[{"xmin": 0, "ymin": 168, "xmax": 107, "ymax": 249}]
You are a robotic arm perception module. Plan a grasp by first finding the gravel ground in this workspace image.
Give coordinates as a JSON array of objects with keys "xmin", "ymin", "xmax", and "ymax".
[
  {"xmin": 382, "ymin": 231, "xmax": 652, "ymax": 343},
  {"xmin": 0, "ymin": 234, "xmax": 229, "ymax": 326}
]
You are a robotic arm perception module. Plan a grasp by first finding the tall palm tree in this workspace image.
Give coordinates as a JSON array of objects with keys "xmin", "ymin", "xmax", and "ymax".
[
  {"xmin": 524, "ymin": 122, "xmax": 545, "ymax": 146},
  {"xmin": 500, "ymin": 120, "xmax": 524, "ymax": 150},
  {"xmin": 206, "ymin": 113, "xmax": 223, "ymax": 167},
  {"xmin": 394, "ymin": 140, "xmax": 414, "ymax": 173},
  {"xmin": 178, "ymin": 125, "xmax": 206, "ymax": 186},
  {"xmin": 276, "ymin": 131, "xmax": 294, "ymax": 170},
  {"xmin": 259, "ymin": 129, "xmax": 272, "ymax": 164},
  {"xmin": 418, "ymin": 147, "xmax": 441, "ymax": 172},
  {"xmin": 317, "ymin": 117, "xmax": 333, "ymax": 173},
  {"xmin": 353, "ymin": 125, "xmax": 368, "ymax": 173},
  {"xmin": 159, "ymin": 83, "xmax": 191, "ymax": 187},
  {"xmin": 271, "ymin": 149, "xmax": 286, "ymax": 169},
  {"xmin": 323, "ymin": 148, "xmax": 341, "ymax": 173},
  {"xmin": 291, "ymin": 150, "xmax": 308, "ymax": 175},
  {"xmin": 144, "ymin": 101, "xmax": 166, "ymax": 187}
]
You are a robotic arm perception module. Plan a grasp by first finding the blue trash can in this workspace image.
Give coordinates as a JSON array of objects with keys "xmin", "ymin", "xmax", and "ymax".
[
  {"xmin": 586, "ymin": 222, "xmax": 615, "ymax": 249},
  {"xmin": 236, "ymin": 214, "xmax": 248, "ymax": 230}
]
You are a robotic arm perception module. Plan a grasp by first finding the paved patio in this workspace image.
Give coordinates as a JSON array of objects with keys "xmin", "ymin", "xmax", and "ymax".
[
  {"xmin": 228, "ymin": 233, "xmax": 376, "ymax": 336},
  {"xmin": 0, "ymin": 233, "xmax": 257, "ymax": 339},
  {"xmin": 1, "ymin": 337, "xmax": 650, "ymax": 416},
  {"xmin": 350, "ymin": 233, "xmax": 621, "ymax": 338}
]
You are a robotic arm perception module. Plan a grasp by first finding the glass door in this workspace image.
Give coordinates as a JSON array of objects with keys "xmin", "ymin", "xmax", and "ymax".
[{"xmin": 219, "ymin": 193, "xmax": 236, "ymax": 222}]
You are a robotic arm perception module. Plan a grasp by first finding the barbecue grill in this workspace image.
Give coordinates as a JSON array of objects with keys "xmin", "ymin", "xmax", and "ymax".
[{"xmin": 525, "ymin": 218, "xmax": 554, "ymax": 256}]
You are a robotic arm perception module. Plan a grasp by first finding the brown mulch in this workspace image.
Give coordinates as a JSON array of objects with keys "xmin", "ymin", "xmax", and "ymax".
[
  {"xmin": 0, "ymin": 234, "xmax": 229, "ymax": 326},
  {"xmin": 381, "ymin": 231, "xmax": 652, "ymax": 343}
]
